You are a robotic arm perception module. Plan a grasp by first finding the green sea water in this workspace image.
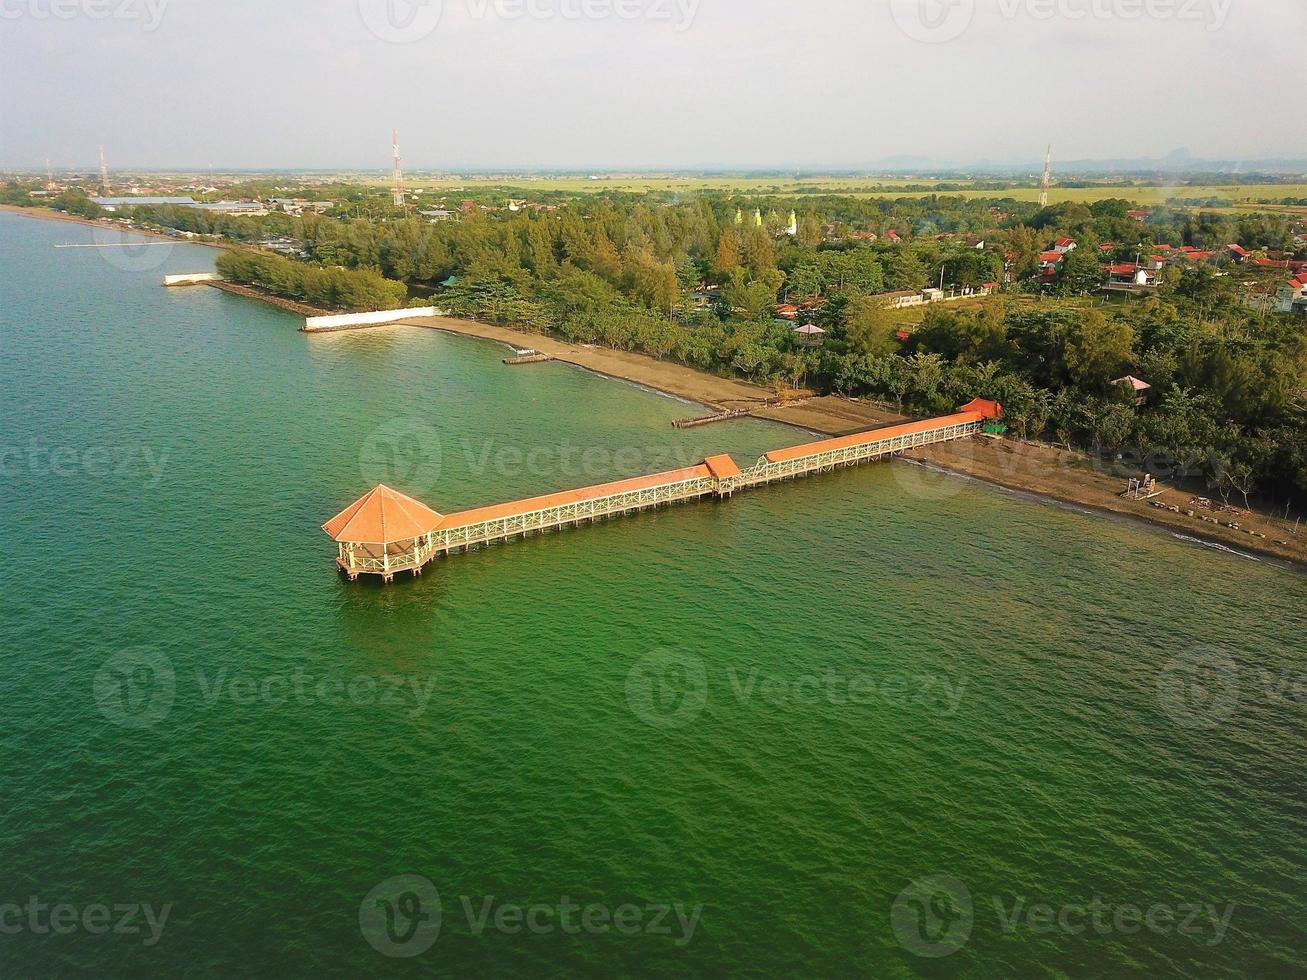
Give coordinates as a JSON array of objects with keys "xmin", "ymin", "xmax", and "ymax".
[{"xmin": 2, "ymin": 210, "xmax": 1305, "ymax": 978}]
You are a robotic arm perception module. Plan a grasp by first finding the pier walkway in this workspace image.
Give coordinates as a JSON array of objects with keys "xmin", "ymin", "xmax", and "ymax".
[{"xmin": 324, "ymin": 400, "xmax": 1001, "ymax": 581}]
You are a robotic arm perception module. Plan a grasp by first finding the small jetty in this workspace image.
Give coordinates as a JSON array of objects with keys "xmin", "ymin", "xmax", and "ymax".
[
  {"xmin": 673, "ymin": 408, "xmax": 753, "ymax": 429},
  {"xmin": 323, "ymin": 399, "xmax": 1003, "ymax": 582},
  {"xmin": 504, "ymin": 351, "xmax": 554, "ymax": 365},
  {"xmin": 56, "ymin": 242, "xmax": 173, "ymax": 249}
]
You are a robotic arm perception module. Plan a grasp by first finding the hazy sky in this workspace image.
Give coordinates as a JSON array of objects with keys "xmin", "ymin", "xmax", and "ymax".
[{"xmin": 1, "ymin": 0, "xmax": 1301, "ymax": 170}]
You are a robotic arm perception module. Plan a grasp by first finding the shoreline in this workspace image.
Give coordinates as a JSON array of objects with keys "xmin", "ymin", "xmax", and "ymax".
[
  {"xmin": 398, "ymin": 315, "xmax": 900, "ymax": 435},
  {"xmin": 406, "ymin": 317, "xmax": 1307, "ymax": 570},
  {"xmin": 0, "ymin": 203, "xmax": 228, "ymax": 248},
  {"xmin": 912, "ymin": 438, "xmax": 1306, "ymax": 569},
  {"xmin": 34, "ymin": 219, "xmax": 1296, "ymax": 569}
]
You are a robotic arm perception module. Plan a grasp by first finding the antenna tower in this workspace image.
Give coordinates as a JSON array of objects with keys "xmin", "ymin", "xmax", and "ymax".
[
  {"xmin": 391, "ymin": 129, "xmax": 405, "ymax": 208},
  {"xmin": 99, "ymin": 146, "xmax": 111, "ymax": 196},
  {"xmin": 1039, "ymin": 144, "xmax": 1052, "ymax": 208}
]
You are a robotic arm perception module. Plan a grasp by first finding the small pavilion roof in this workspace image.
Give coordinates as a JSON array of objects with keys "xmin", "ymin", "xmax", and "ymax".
[
  {"xmin": 958, "ymin": 398, "xmax": 1004, "ymax": 419},
  {"xmin": 322, "ymin": 485, "xmax": 445, "ymax": 543},
  {"xmin": 1113, "ymin": 375, "xmax": 1152, "ymax": 392},
  {"xmin": 704, "ymin": 454, "xmax": 742, "ymax": 480}
]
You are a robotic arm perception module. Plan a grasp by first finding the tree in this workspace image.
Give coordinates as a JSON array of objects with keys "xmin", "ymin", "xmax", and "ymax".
[
  {"xmin": 714, "ymin": 230, "xmax": 741, "ymax": 278},
  {"xmin": 1053, "ymin": 244, "xmax": 1105, "ymax": 296},
  {"xmin": 1064, "ymin": 311, "xmax": 1135, "ymax": 391},
  {"xmin": 844, "ymin": 297, "xmax": 899, "ymax": 356}
]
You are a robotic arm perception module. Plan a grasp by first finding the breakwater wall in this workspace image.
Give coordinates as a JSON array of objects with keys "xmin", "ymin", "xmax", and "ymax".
[
  {"xmin": 303, "ymin": 307, "xmax": 446, "ymax": 333},
  {"xmin": 163, "ymin": 273, "xmax": 223, "ymax": 286}
]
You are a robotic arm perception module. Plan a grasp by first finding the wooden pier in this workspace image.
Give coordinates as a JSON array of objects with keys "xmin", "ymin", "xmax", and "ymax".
[
  {"xmin": 672, "ymin": 408, "xmax": 754, "ymax": 429},
  {"xmin": 323, "ymin": 400, "xmax": 1003, "ymax": 582}
]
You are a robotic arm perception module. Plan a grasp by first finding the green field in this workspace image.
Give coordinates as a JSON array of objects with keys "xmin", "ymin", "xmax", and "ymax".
[{"xmin": 386, "ymin": 174, "xmax": 1307, "ymax": 209}]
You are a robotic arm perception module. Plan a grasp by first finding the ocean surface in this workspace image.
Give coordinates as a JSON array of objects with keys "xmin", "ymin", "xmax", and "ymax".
[{"xmin": 1, "ymin": 210, "xmax": 1304, "ymax": 977}]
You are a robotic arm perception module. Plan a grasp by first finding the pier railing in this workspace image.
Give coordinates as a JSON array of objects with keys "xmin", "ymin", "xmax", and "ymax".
[
  {"xmin": 326, "ymin": 400, "xmax": 1002, "ymax": 580},
  {"xmin": 736, "ymin": 416, "xmax": 981, "ymax": 489},
  {"xmin": 430, "ymin": 473, "xmax": 720, "ymax": 555}
]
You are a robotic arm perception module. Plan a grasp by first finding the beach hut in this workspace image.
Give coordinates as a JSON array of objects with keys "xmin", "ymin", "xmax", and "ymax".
[
  {"xmin": 793, "ymin": 323, "xmax": 826, "ymax": 347},
  {"xmin": 322, "ymin": 485, "xmax": 445, "ymax": 583},
  {"xmin": 1113, "ymin": 375, "xmax": 1152, "ymax": 405}
]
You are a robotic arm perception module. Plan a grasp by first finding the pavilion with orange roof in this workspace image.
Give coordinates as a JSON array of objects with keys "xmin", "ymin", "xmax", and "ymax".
[{"xmin": 322, "ymin": 484, "xmax": 446, "ymax": 582}]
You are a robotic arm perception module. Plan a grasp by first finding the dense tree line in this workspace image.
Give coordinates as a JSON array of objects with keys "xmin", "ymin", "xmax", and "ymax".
[
  {"xmin": 7, "ymin": 178, "xmax": 1304, "ymax": 507},
  {"xmin": 215, "ymin": 250, "xmax": 407, "ymax": 312}
]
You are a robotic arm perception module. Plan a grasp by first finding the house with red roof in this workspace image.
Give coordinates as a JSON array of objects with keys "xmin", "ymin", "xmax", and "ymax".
[
  {"xmin": 1103, "ymin": 263, "xmax": 1159, "ymax": 288},
  {"xmin": 1128, "ymin": 209, "xmax": 1151, "ymax": 222},
  {"xmin": 1054, "ymin": 238, "xmax": 1077, "ymax": 254},
  {"xmin": 1227, "ymin": 244, "xmax": 1250, "ymax": 262},
  {"xmin": 1281, "ymin": 276, "xmax": 1307, "ymax": 314},
  {"xmin": 883, "ymin": 229, "xmax": 902, "ymax": 244}
]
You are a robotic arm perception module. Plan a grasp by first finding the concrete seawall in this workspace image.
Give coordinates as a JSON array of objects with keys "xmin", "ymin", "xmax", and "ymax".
[{"xmin": 303, "ymin": 307, "xmax": 446, "ymax": 333}]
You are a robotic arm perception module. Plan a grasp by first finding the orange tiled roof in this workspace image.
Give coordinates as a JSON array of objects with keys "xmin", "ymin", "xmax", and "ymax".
[
  {"xmin": 437, "ymin": 465, "xmax": 713, "ymax": 531},
  {"xmin": 764, "ymin": 410, "xmax": 986, "ymax": 464},
  {"xmin": 704, "ymin": 454, "xmax": 742, "ymax": 480},
  {"xmin": 958, "ymin": 399, "xmax": 1003, "ymax": 418},
  {"xmin": 322, "ymin": 485, "xmax": 445, "ymax": 543}
]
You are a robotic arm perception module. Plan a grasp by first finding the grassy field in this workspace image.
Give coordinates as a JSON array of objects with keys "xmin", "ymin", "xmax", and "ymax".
[
  {"xmin": 878, "ymin": 293, "xmax": 1097, "ymax": 329},
  {"xmin": 385, "ymin": 174, "xmax": 1307, "ymax": 208}
]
